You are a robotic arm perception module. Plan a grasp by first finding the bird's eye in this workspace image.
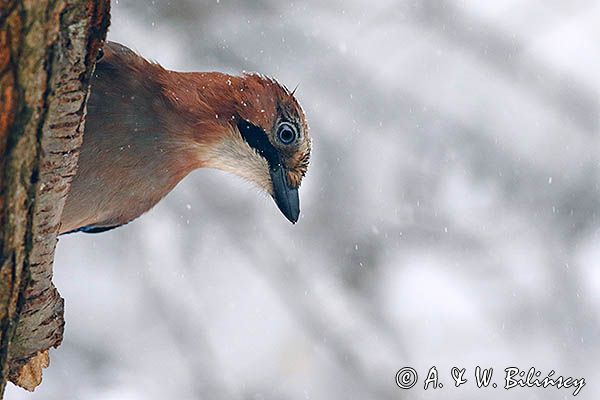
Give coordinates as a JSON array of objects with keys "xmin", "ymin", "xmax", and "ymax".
[{"xmin": 276, "ymin": 122, "xmax": 297, "ymax": 145}]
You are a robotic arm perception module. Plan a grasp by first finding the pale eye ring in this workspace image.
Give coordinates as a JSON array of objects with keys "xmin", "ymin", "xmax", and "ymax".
[{"xmin": 276, "ymin": 122, "xmax": 297, "ymax": 145}]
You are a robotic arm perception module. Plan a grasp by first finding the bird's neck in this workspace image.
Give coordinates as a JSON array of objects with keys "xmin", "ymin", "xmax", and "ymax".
[
  {"xmin": 93, "ymin": 67, "xmax": 250, "ymax": 166},
  {"xmin": 63, "ymin": 69, "xmax": 237, "ymax": 232},
  {"xmin": 156, "ymin": 70, "xmax": 252, "ymax": 149},
  {"xmin": 62, "ymin": 46, "xmax": 263, "ymax": 233}
]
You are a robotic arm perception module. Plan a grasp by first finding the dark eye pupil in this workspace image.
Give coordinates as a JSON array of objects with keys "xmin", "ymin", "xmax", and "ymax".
[{"xmin": 278, "ymin": 124, "xmax": 296, "ymax": 144}]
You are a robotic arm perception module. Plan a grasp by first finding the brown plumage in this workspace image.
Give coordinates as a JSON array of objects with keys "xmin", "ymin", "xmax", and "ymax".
[{"xmin": 60, "ymin": 42, "xmax": 311, "ymax": 234}]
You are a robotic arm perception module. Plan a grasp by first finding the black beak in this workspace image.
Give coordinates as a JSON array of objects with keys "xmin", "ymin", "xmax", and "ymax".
[{"xmin": 270, "ymin": 164, "xmax": 300, "ymax": 224}]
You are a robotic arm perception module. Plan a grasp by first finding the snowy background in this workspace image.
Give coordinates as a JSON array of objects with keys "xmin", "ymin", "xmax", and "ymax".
[{"xmin": 7, "ymin": 0, "xmax": 600, "ymax": 399}]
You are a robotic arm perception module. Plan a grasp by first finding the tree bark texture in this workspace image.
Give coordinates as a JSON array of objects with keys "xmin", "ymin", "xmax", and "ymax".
[{"xmin": 0, "ymin": 0, "xmax": 109, "ymax": 395}]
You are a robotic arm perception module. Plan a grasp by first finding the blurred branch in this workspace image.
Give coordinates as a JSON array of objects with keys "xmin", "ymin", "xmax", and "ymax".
[
  {"xmin": 401, "ymin": 0, "xmax": 598, "ymax": 134},
  {"xmin": 138, "ymin": 269, "xmax": 233, "ymax": 400},
  {"xmin": 235, "ymin": 235, "xmax": 408, "ymax": 400}
]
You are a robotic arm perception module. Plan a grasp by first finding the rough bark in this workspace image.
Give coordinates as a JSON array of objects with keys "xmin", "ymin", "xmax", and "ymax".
[{"xmin": 0, "ymin": 0, "xmax": 109, "ymax": 395}]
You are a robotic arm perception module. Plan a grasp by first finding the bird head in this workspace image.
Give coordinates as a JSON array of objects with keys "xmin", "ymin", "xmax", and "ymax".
[{"xmin": 165, "ymin": 72, "xmax": 311, "ymax": 223}]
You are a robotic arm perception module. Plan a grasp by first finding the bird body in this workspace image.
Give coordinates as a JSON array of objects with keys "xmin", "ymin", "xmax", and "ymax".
[{"xmin": 60, "ymin": 42, "xmax": 310, "ymax": 234}]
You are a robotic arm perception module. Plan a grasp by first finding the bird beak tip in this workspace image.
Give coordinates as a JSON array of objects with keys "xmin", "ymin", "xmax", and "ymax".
[
  {"xmin": 288, "ymin": 212, "xmax": 299, "ymax": 224},
  {"xmin": 274, "ymin": 194, "xmax": 300, "ymax": 224},
  {"xmin": 270, "ymin": 166, "xmax": 300, "ymax": 225}
]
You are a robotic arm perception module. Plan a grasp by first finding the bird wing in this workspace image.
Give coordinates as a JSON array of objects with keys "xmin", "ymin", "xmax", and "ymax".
[{"xmin": 61, "ymin": 224, "xmax": 125, "ymax": 235}]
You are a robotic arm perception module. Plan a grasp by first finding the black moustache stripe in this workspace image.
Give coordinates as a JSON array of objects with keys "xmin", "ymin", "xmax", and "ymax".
[{"xmin": 237, "ymin": 119, "xmax": 281, "ymax": 170}]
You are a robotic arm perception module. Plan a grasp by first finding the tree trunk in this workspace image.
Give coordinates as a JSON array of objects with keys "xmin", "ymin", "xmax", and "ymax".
[{"xmin": 0, "ymin": 0, "xmax": 110, "ymax": 395}]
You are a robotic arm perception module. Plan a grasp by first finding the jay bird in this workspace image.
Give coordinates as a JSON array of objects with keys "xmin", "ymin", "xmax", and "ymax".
[{"xmin": 60, "ymin": 42, "xmax": 311, "ymax": 234}]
